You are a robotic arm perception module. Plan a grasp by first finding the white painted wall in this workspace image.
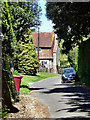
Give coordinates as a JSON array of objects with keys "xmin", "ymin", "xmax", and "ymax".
[
  {"xmin": 56, "ymin": 46, "xmax": 60, "ymax": 67},
  {"xmin": 53, "ymin": 53, "xmax": 57, "ymax": 73},
  {"xmin": 40, "ymin": 60, "xmax": 53, "ymax": 72},
  {"xmin": 53, "ymin": 34, "xmax": 60, "ymax": 73}
]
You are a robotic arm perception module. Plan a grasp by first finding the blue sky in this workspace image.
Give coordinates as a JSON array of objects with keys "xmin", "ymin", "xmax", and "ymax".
[{"xmin": 38, "ymin": 0, "xmax": 55, "ymax": 32}]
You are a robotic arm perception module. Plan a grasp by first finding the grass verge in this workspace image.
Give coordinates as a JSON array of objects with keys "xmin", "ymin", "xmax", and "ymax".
[{"xmin": 18, "ymin": 72, "xmax": 60, "ymax": 94}]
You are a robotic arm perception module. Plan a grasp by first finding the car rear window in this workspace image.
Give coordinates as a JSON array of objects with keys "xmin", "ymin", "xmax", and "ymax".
[{"xmin": 63, "ymin": 68, "xmax": 75, "ymax": 74}]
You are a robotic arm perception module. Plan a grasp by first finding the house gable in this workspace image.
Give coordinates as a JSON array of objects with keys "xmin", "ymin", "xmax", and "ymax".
[
  {"xmin": 31, "ymin": 32, "xmax": 55, "ymax": 59},
  {"xmin": 31, "ymin": 32, "xmax": 60, "ymax": 73},
  {"xmin": 31, "ymin": 32, "xmax": 55, "ymax": 48}
]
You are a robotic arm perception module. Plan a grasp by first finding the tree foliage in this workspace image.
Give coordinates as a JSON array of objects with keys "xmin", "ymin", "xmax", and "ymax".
[
  {"xmin": 2, "ymin": 2, "xmax": 17, "ymax": 113},
  {"xmin": 68, "ymin": 46, "xmax": 78, "ymax": 70},
  {"xmin": 60, "ymin": 40, "xmax": 70, "ymax": 68},
  {"xmin": 18, "ymin": 29, "xmax": 39, "ymax": 75},
  {"xmin": 78, "ymin": 39, "xmax": 90, "ymax": 85},
  {"xmin": 60, "ymin": 39, "xmax": 78, "ymax": 70},
  {"xmin": 9, "ymin": 2, "xmax": 41, "ymax": 42},
  {"xmin": 8, "ymin": 2, "xmax": 41, "ymax": 70},
  {"xmin": 46, "ymin": 2, "xmax": 90, "ymax": 53},
  {"xmin": 1, "ymin": 1, "xmax": 41, "ymax": 114},
  {"xmin": 2, "ymin": 2, "xmax": 15, "ymax": 70}
]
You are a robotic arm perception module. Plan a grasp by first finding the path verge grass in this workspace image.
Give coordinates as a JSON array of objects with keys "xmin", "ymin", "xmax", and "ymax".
[{"xmin": 18, "ymin": 72, "xmax": 60, "ymax": 94}]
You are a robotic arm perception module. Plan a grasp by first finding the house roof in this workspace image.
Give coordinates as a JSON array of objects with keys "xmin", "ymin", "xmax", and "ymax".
[{"xmin": 31, "ymin": 32, "xmax": 55, "ymax": 48}]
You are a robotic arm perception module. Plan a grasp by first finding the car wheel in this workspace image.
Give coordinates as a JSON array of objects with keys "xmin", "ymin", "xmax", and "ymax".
[{"xmin": 62, "ymin": 79, "xmax": 65, "ymax": 83}]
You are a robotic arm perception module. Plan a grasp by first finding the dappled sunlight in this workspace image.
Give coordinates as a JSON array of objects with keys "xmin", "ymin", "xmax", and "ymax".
[{"xmin": 41, "ymin": 84, "xmax": 90, "ymax": 118}]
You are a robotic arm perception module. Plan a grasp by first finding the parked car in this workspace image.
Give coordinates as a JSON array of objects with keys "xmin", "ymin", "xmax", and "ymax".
[{"xmin": 61, "ymin": 67, "xmax": 76, "ymax": 83}]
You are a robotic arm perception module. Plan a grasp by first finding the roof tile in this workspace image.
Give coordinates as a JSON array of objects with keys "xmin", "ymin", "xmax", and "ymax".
[{"xmin": 31, "ymin": 32, "xmax": 55, "ymax": 47}]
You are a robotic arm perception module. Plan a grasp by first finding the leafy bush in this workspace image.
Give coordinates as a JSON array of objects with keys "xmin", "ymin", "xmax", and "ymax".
[
  {"xmin": 14, "ymin": 70, "xmax": 20, "ymax": 75},
  {"xmin": 18, "ymin": 29, "xmax": 39, "ymax": 75},
  {"xmin": 2, "ymin": 2, "xmax": 17, "ymax": 116},
  {"xmin": 68, "ymin": 46, "xmax": 78, "ymax": 71},
  {"xmin": 78, "ymin": 40, "xmax": 90, "ymax": 86}
]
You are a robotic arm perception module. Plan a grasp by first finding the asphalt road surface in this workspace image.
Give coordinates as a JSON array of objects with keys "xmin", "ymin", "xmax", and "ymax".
[{"xmin": 28, "ymin": 76, "xmax": 90, "ymax": 119}]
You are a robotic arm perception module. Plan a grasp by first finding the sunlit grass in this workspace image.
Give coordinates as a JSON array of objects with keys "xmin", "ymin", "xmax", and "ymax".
[{"xmin": 18, "ymin": 72, "xmax": 60, "ymax": 94}]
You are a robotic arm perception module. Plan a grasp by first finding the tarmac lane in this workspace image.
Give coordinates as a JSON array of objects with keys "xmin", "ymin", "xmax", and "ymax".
[{"xmin": 28, "ymin": 76, "xmax": 90, "ymax": 119}]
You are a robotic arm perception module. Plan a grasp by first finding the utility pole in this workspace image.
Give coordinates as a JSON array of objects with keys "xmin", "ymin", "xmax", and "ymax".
[{"xmin": 38, "ymin": 27, "xmax": 39, "ymax": 72}]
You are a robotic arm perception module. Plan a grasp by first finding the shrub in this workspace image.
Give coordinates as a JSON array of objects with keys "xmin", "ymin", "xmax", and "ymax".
[
  {"xmin": 18, "ymin": 29, "xmax": 39, "ymax": 75},
  {"xmin": 14, "ymin": 70, "xmax": 19, "ymax": 75}
]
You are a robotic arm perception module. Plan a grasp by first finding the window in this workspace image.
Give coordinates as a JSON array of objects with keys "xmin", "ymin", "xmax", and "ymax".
[
  {"xmin": 41, "ymin": 61, "xmax": 47, "ymax": 65},
  {"xmin": 39, "ymin": 48, "xmax": 41, "ymax": 51},
  {"xmin": 63, "ymin": 68, "xmax": 75, "ymax": 74},
  {"xmin": 44, "ymin": 61, "xmax": 47, "ymax": 64},
  {"xmin": 35, "ymin": 48, "xmax": 41, "ymax": 52}
]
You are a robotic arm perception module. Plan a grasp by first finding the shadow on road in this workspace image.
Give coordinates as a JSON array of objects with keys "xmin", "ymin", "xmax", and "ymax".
[
  {"xmin": 42, "ymin": 84, "xmax": 90, "ymax": 118},
  {"xmin": 20, "ymin": 85, "xmax": 45, "ymax": 91},
  {"xmin": 54, "ymin": 118, "xmax": 90, "ymax": 120}
]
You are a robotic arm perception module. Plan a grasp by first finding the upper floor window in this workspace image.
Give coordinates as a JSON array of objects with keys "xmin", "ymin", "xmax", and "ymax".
[{"xmin": 35, "ymin": 48, "xmax": 41, "ymax": 52}]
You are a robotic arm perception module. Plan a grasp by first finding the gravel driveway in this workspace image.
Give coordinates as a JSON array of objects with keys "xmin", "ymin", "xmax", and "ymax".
[{"xmin": 4, "ymin": 92, "xmax": 50, "ymax": 118}]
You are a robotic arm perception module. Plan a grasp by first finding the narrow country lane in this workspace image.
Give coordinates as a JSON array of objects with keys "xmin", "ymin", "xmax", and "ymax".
[{"xmin": 28, "ymin": 76, "xmax": 90, "ymax": 119}]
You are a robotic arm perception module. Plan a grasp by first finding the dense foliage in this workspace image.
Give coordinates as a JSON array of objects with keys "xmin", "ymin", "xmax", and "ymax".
[
  {"xmin": 60, "ymin": 40, "xmax": 70, "ymax": 68},
  {"xmin": 46, "ymin": 2, "xmax": 90, "ymax": 54},
  {"xmin": 2, "ymin": 1, "xmax": 41, "ymax": 114},
  {"xmin": 2, "ymin": 2, "xmax": 15, "ymax": 70},
  {"xmin": 68, "ymin": 47, "xmax": 78, "ymax": 71},
  {"xmin": 60, "ymin": 40, "xmax": 78, "ymax": 70},
  {"xmin": 18, "ymin": 29, "xmax": 39, "ymax": 75},
  {"xmin": 8, "ymin": 2, "xmax": 41, "ymax": 71},
  {"xmin": 2, "ymin": 2, "xmax": 17, "ymax": 114},
  {"xmin": 9, "ymin": 2, "xmax": 41, "ymax": 42},
  {"xmin": 78, "ymin": 39, "xmax": 90, "ymax": 85}
]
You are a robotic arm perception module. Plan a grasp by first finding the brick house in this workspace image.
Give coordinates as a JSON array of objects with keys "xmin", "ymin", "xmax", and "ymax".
[{"xmin": 31, "ymin": 32, "xmax": 60, "ymax": 73}]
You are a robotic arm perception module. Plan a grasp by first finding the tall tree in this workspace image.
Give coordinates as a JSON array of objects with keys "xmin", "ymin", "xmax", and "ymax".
[
  {"xmin": 9, "ymin": 2, "xmax": 41, "ymax": 42},
  {"xmin": 2, "ymin": 2, "xmax": 15, "ymax": 70},
  {"xmin": 2, "ymin": 2, "xmax": 17, "ymax": 112},
  {"xmin": 18, "ymin": 29, "xmax": 39, "ymax": 75},
  {"xmin": 8, "ymin": 2, "xmax": 41, "ymax": 70},
  {"xmin": 46, "ymin": 2, "xmax": 90, "ymax": 54}
]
